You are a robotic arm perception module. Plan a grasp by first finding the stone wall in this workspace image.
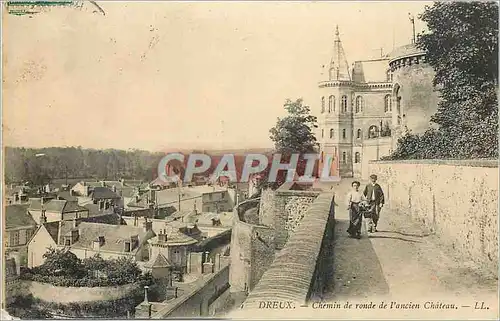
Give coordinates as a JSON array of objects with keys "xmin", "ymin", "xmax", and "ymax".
[
  {"xmin": 259, "ymin": 186, "xmax": 319, "ymax": 249},
  {"xmin": 391, "ymin": 62, "xmax": 440, "ymax": 149},
  {"xmin": 368, "ymin": 159, "xmax": 498, "ymax": 274},
  {"xmin": 22, "ymin": 280, "xmax": 141, "ymax": 303},
  {"xmin": 234, "ymin": 193, "xmax": 336, "ymax": 313},
  {"xmin": 151, "ymin": 264, "xmax": 230, "ymax": 318},
  {"xmin": 229, "ymin": 202, "xmax": 275, "ymax": 293}
]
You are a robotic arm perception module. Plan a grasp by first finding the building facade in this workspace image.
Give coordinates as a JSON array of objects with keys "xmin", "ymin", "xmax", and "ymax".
[{"xmin": 317, "ymin": 26, "xmax": 439, "ymax": 178}]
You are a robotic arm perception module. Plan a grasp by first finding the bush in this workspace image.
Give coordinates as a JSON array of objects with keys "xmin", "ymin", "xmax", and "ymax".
[{"xmin": 21, "ymin": 251, "xmax": 152, "ymax": 287}]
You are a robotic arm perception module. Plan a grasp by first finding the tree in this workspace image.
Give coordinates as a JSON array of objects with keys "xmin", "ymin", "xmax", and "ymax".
[
  {"xmin": 260, "ymin": 99, "xmax": 318, "ymax": 189},
  {"xmin": 388, "ymin": 2, "xmax": 498, "ymax": 159},
  {"xmin": 269, "ymin": 98, "xmax": 318, "ymax": 154},
  {"xmin": 39, "ymin": 248, "xmax": 84, "ymax": 278}
]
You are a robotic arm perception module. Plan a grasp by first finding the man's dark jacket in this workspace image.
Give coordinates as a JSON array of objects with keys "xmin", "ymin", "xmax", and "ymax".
[{"xmin": 363, "ymin": 183, "xmax": 385, "ymax": 205}]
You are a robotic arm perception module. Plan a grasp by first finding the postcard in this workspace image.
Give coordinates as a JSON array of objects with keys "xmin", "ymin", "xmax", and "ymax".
[{"xmin": 2, "ymin": 1, "xmax": 498, "ymax": 320}]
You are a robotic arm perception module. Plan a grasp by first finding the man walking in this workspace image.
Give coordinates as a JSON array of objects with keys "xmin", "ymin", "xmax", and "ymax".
[{"xmin": 363, "ymin": 174, "xmax": 385, "ymax": 233}]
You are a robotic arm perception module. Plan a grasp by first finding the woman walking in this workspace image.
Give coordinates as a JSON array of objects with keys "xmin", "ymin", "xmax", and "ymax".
[{"xmin": 346, "ymin": 181, "xmax": 366, "ymax": 239}]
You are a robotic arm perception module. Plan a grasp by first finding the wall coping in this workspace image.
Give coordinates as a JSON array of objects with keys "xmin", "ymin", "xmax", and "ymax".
[
  {"xmin": 151, "ymin": 264, "xmax": 230, "ymax": 318},
  {"xmin": 369, "ymin": 159, "xmax": 498, "ymax": 168},
  {"xmin": 239, "ymin": 193, "xmax": 334, "ymax": 308},
  {"xmin": 233, "ymin": 198, "xmax": 272, "ymax": 229}
]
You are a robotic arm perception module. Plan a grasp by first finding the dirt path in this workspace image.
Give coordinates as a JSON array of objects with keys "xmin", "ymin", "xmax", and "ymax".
[{"xmin": 320, "ymin": 179, "xmax": 498, "ymax": 320}]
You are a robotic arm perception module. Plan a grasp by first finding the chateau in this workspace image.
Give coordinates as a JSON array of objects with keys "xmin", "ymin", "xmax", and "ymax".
[{"xmin": 317, "ymin": 26, "xmax": 439, "ymax": 178}]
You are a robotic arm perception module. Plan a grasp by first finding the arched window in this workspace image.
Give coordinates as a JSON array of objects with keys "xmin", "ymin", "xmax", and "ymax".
[
  {"xmin": 342, "ymin": 129, "xmax": 346, "ymax": 139},
  {"xmin": 328, "ymin": 95, "xmax": 335, "ymax": 113},
  {"xmin": 329, "ymin": 129, "xmax": 334, "ymax": 139},
  {"xmin": 321, "ymin": 129, "xmax": 324, "ymax": 138},
  {"xmin": 341, "ymin": 95, "xmax": 348, "ymax": 113},
  {"xmin": 357, "ymin": 129, "xmax": 362, "ymax": 139},
  {"xmin": 355, "ymin": 96, "xmax": 363, "ymax": 113},
  {"xmin": 355, "ymin": 152, "xmax": 360, "ymax": 163},
  {"xmin": 384, "ymin": 95, "xmax": 392, "ymax": 112},
  {"xmin": 321, "ymin": 97, "xmax": 325, "ymax": 113},
  {"xmin": 342, "ymin": 152, "xmax": 346, "ymax": 164},
  {"xmin": 368, "ymin": 125, "xmax": 379, "ymax": 139}
]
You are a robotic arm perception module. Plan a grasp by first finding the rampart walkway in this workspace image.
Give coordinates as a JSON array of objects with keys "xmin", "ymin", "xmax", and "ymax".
[{"xmin": 322, "ymin": 179, "xmax": 498, "ymax": 319}]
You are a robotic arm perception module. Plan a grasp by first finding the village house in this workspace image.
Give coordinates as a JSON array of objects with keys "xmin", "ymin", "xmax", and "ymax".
[
  {"xmin": 28, "ymin": 197, "xmax": 90, "ymax": 224},
  {"xmin": 26, "ymin": 213, "xmax": 137, "ymax": 268},
  {"xmin": 5, "ymin": 204, "xmax": 37, "ymax": 266}
]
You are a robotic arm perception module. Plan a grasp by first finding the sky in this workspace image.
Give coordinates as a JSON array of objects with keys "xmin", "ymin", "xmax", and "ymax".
[{"xmin": 3, "ymin": 1, "xmax": 432, "ymax": 152}]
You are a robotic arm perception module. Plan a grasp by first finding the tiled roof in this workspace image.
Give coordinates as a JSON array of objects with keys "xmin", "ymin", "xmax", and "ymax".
[
  {"xmin": 144, "ymin": 252, "xmax": 172, "ymax": 268},
  {"xmin": 91, "ymin": 187, "xmax": 120, "ymax": 199},
  {"xmin": 388, "ymin": 43, "xmax": 425, "ymax": 61},
  {"xmin": 57, "ymin": 191, "xmax": 78, "ymax": 202},
  {"xmin": 5, "ymin": 204, "xmax": 36, "ymax": 229},
  {"xmin": 118, "ymin": 187, "xmax": 138, "ymax": 198},
  {"xmin": 155, "ymin": 188, "xmax": 202, "ymax": 206},
  {"xmin": 149, "ymin": 221, "xmax": 201, "ymax": 245},
  {"xmin": 28, "ymin": 199, "xmax": 88, "ymax": 214},
  {"xmin": 70, "ymin": 222, "xmax": 156, "ymax": 254},
  {"xmin": 40, "ymin": 213, "xmax": 124, "ymax": 245},
  {"xmin": 241, "ymin": 193, "xmax": 332, "ymax": 308}
]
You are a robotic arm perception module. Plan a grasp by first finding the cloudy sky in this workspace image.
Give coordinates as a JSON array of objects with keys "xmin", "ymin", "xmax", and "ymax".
[{"xmin": 3, "ymin": 1, "xmax": 431, "ymax": 151}]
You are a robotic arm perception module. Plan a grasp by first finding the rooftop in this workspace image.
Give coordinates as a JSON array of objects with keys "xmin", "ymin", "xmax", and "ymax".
[
  {"xmin": 5, "ymin": 204, "xmax": 36, "ymax": 229},
  {"xmin": 28, "ymin": 199, "xmax": 88, "ymax": 214},
  {"xmin": 70, "ymin": 222, "xmax": 156, "ymax": 254},
  {"xmin": 388, "ymin": 43, "xmax": 425, "ymax": 62}
]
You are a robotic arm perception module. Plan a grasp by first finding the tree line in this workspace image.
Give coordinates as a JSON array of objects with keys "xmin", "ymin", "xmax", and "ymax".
[{"xmin": 4, "ymin": 146, "xmax": 165, "ymax": 185}]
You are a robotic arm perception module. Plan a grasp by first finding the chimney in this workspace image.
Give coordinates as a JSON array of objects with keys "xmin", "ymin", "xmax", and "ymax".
[
  {"xmin": 124, "ymin": 240, "xmax": 131, "ymax": 252},
  {"xmin": 130, "ymin": 235, "xmax": 139, "ymax": 250},
  {"xmin": 82, "ymin": 181, "xmax": 86, "ymax": 187},
  {"xmin": 158, "ymin": 229, "xmax": 168, "ymax": 243},
  {"xmin": 134, "ymin": 215, "xmax": 139, "ymax": 227},
  {"xmin": 71, "ymin": 229, "xmax": 79, "ymax": 243},
  {"xmin": 143, "ymin": 217, "xmax": 152, "ymax": 232},
  {"xmin": 120, "ymin": 178, "xmax": 125, "ymax": 186},
  {"xmin": 112, "ymin": 185, "xmax": 117, "ymax": 193},
  {"xmin": 135, "ymin": 195, "xmax": 140, "ymax": 203},
  {"xmin": 72, "ymin": 218, "xmax": 77, "ymax": 229},
  {"xmin": 40, "ymin": 209, "xmax": 47, "ymax": 224},
  {"xmin": 101, "ymin": 181, "xmax": 105, "ymax": 187}
]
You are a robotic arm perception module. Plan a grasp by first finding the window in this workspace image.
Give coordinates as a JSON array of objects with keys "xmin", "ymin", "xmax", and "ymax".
[
  {"xmin": 10, "ymin": 231, "xmax": 20, "ymax": 246},
  {"xmin": 328, "ymin": 95, "xmax": 335, "ymax": 113},
  {"xmin": 321, "ymin": 129, "xmax": 324, "ymax": 138},
  {"xmin": 355, "ymin": 96, "xmax": 363, "ymax": 113},
  {"xmin": 368, "ymin": 125, "xmax": 379, "ymax": 139},
  {"xmin": 386, "ymin": 70, "xmax": 392, "ymax": 82},
  {"xmin": 209, "ymin": 193, "xmax": 213, "ymax": 200},
  {"xmin": 342, "ymin": 129, "xmax": 346, "ymax": 139},
  {"xmin": 329, "ymin": 129, "xmax": 334, "ymax": 139},
  {"xmin": 173, "ymin": 249, "xmax": 181, "ymax": 263},
  {"xmin": 357, "ymin": 129, "xmax": 362, "ymax": 139},
  {"xmin": 355, "ymin": 152, "xmax": 361, "ymax": 163},
  {"xmin": 342, "ymin": 152, "xmax": 346, "ymax": 164},
  {"xmin": 384, "ymin": 95, "xmax": 392, "ymax": 112},
  {"xmin": 321, "ymin": 97, "xmax": 325, "ymax": 113},
  {"xmin": 341, "ymin": 95, "xmax": 348, "ymax": 112}
]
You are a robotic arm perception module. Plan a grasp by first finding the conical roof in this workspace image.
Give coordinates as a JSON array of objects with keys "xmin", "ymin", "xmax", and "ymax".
[{"xmin": 328, "ymin": 26, "xmax": 351, "ymax": 81}]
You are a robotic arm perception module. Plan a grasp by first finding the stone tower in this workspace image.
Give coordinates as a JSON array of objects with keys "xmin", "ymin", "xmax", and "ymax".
[{"xmin": 318, "ymin": 26, "xmax": 355, "ymax": 178}]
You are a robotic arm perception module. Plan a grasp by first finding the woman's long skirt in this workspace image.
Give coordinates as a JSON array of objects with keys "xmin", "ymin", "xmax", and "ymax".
[{"xmin": 347, "ymin": 203, "xmax": 362, "ymax": 237}]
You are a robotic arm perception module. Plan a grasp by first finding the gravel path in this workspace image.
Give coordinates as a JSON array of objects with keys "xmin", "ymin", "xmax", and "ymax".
[{"xmin": 319, "ymin": 179, "xmax": 498, "ymax": 320}]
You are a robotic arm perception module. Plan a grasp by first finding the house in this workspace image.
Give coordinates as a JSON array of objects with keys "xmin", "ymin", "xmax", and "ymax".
[
  {"xmin": 147, "ymin": 221, "xmax": 203, "ymax": 274},
  {"xmin": 67, "ymin": 220, "xmax": 156, "ymax": 262},
  {"xmin": 5, "ymin": 204, "xmax": 37, "ymax": 265},
  {"xmin": 26, "ymin": 213, "xmax": 127, "ymax": 268},
  {"xmin": 5, "ymin": 186, "xmax": 30, "ymax": 205},
  {"xmin": 28, "ymin": 198, "xmax": 90, "ymax": 224}
]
